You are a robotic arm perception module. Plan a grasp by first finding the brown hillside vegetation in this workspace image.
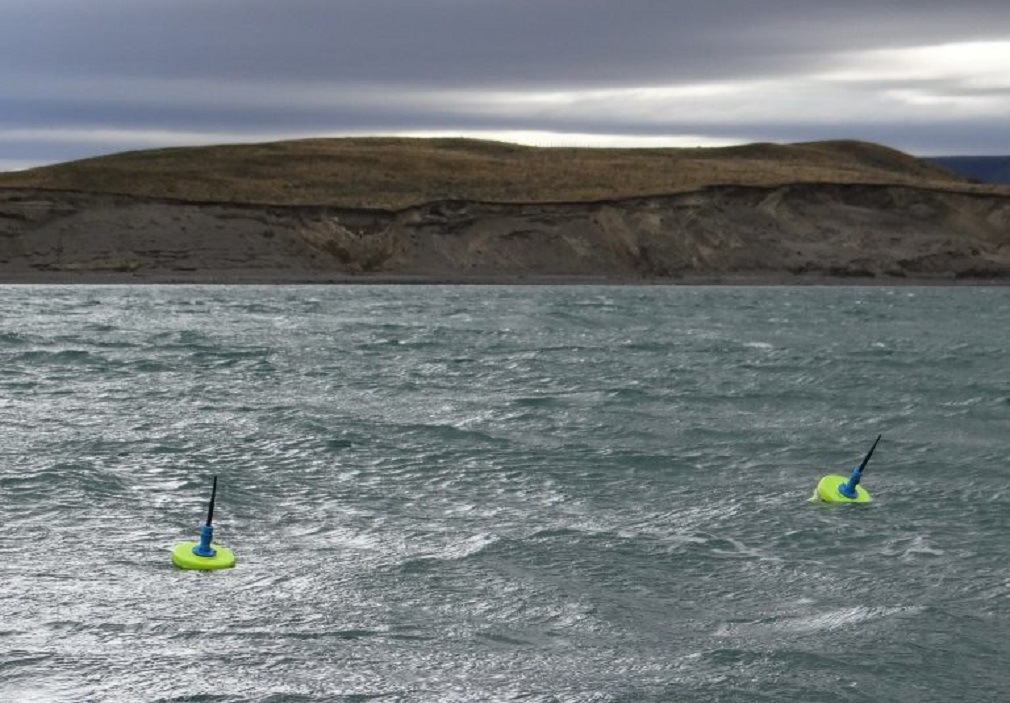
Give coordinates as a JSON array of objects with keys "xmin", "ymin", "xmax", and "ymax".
[{"xmin": 0, "ymin": 137, "xmax": 991, "ymax": 209}]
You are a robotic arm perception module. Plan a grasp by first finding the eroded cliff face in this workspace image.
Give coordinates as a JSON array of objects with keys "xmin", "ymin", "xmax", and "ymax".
[{"xmin": 0, "ymin": 184, "xmax": 1008, "ymax": 282}]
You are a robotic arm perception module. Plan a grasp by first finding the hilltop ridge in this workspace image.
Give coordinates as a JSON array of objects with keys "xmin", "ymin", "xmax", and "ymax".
[{"xmin": 0, "ymin": 137, "xmax": 984, "ymax": 209}]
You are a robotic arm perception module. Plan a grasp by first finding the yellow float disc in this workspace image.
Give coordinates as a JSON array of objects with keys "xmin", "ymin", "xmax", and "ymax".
[
  {"xmin": 814, "ymin": 474, "xmax": 872, "ymax": 504},
  {"xmin": 172, "ymin": 541, "xmax": 237, "ymax": 570}
]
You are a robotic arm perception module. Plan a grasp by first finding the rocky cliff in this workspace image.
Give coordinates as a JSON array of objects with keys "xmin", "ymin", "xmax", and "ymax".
[{"xmin": 1, "ymin": 182, "xmax": 1008, "ymax": 283}]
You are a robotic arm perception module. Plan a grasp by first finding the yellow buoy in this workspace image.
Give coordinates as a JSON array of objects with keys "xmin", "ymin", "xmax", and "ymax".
[
  {"xmin": 812, "ymin": 474, "xmax": 873, "ymax": 504},
  {"xmin": 810, "ymin": 434, "xmax": 881, "ymax": 504},
  {"xmin": 172, "ymin": 541, "xmax": 237, "ymax": 570},
  {"xmin": 172, "ymin": 476, "xmax": 237, "ymax": 570}
]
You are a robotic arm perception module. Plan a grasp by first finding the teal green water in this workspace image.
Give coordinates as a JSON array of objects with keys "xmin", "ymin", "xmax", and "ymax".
[{"xmin": 0, "ymin": 285, "xmax": 1007, "ymax": 702}]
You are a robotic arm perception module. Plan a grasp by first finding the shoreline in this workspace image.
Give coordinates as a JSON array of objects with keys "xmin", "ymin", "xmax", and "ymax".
[{"xmin": 0, "ymin": 269, "xmax": 1006, "ymax": 286}]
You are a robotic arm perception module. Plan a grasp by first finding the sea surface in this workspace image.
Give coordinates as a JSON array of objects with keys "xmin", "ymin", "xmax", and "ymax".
[{"xmin": 0, "ymin": 284, "xmax": 1006, "ymax": 703}]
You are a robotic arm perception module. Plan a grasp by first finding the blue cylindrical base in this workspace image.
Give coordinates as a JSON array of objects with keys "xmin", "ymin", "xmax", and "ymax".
[{"xmin": 192, "ymin": 524, "xmax": 216, "ymax": 557}]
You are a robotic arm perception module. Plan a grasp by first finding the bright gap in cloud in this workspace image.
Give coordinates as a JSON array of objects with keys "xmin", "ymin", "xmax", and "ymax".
[
  {"xmin": 820, "ymin": 40, "xmax": 1010, "ymax": 112},
  {"xmin": 0, "ymin": 126, "xmax": 747, "ymax": 170},
  {"xmin": 822, "ymin": 40, "xmax": 1010, "ymax": 85},
  {"xmin": 0, "ymin": 127, "xmax": 745, "ymax": 150},
  {"xmin": 387, "ymin": 129, "xmax": 742, "ymax": 148},
  {"xmin": 0, "ymin": 159, "xmax": 41, "ymax": 172},
  {"xmin": 0, "ymin": 127, "xmax": 294, "ymax": 148}
]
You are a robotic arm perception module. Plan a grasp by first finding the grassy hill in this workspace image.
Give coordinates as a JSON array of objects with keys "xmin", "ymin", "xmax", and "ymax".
[{"xmin": 0, "ymin": 137, "xmax": 987, "ymax": 209}]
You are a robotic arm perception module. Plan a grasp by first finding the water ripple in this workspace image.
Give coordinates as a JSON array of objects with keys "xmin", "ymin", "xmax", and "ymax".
[{"xmin": 0, "ymin": 284, "xmax": 1007, "ymax": 702}]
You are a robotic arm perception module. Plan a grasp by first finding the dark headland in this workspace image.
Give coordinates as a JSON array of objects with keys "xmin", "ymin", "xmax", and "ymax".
[{"xmin": 0, "ymin": 138, "xmax": 1008, "ymax": 284}]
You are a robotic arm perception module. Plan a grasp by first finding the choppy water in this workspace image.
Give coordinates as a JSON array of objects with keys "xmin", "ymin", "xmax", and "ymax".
[{"xmin": 0, "ymin": 284, "xmax": 1007, "ymax": 702}]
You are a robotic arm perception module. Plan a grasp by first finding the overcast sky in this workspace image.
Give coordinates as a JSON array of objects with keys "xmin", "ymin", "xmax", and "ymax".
[{"xmin": 3, "ymin": 1, "xmax": 1009, "ymax": 170}]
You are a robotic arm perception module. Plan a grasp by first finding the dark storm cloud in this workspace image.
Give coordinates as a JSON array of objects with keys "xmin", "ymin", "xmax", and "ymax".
[
  {"xmin": 3, "ymin": 1, "xmax": 1010, "ymax": 167},
  {"xmin": 8, "ymin": 1, "xmax": 1009, "ymax": 85}
]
